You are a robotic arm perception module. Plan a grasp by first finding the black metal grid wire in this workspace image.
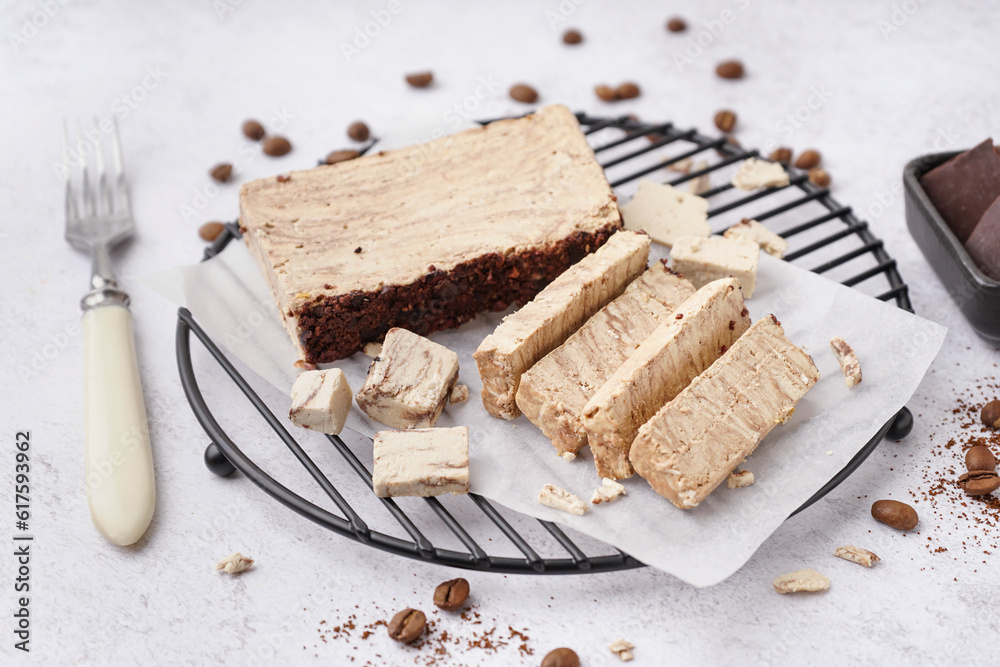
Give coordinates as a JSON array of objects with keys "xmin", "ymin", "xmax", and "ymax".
[{"xmin": 175, "ymin": 113, "xmax": 913, "ymax": 575}]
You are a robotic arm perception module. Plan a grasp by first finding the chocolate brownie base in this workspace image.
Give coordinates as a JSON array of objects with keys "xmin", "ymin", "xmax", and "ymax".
[{"xmin": 295, "ymin": 224, "xmax": 619, "ymax": 363}]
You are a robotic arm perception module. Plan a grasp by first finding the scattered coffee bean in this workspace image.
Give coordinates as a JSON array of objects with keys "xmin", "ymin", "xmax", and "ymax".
[
  {"xmin": 967, "ymin": 445, "xmax": 997, "ymax": 472},
  {"xmin": 242, "ymin": 119, "xmax": 265, "ymax": 141},
  {"xmin": 198, "ymin": 221, "xmax": 225, "ymax": 242},
  {"xmin": 276, "ymin": 174, "xmax": 291, "ymax": 183},
  {"xmin": 325, "ymin": 149, "xmax": 361, "ymax": 165},
  {"xmin": 666, "ymin": 17, "xmax": 687, "ymax": 32},
  {"xmin": 616, "ymin": 82, "xmax": 641, "ymax": 100},
  {"xmin": 795, "ymin": 149, "xmax": 822, "ymax": 169},
  {"xmin": 971, "ymin": 470, "xmax": 1000, "ymax": 496},
  {"xmin": 959, "ymin": 470, "xmax": 1000, "ymax": 496},
  {"xmin": 541, "ymin": 647, "xmax": 580, "ymax": 667},
  {"xmin": 347, "ymin": 121, "xmax": 370, "ymax": 142},
  {"xmin": 808, "ymin": 168, "xmax": 831, "ymax": 187},
  {"xmin": 354, "ymin": 246, "xmax": 362, "ymax": 254},
  {"xmin": 714, "ymin": 109, "xmax": 737, "ymax": 133},
  {"xmin": 510, "ymin": 84, "xmax": 539, "ymax": 104},
  {"xmin": 405, "ymin": 71, "xmax": 434, "ymax": 88},
  {"xmin": 262, "ymin": 136, "xmax": 292, "ymax": 157},
  {"xmin": 716, "ymin": 60, "xmax": 745, "ymax": 79},
  {"xmin": 769, "ymin": 147, "xmax": 793, "ymax": 164},
  {"xmin": 386, "ymin": 608, "xmax": 426, "ymax": 644},
  {"xmin": 982, "ymin": 400, "xmax": 1000, "ymax": 428},
  {"xmin": 433, "ymin": 577, "xmax": 470, "ymax": 611},
  {"xmin": 871, "ymin": 499, "xmax": 918, "ymax": 531},
  {"xmin": 209, "ymin": 163, "xmax": 233, "ymax": 183},
  {"xmin": 594, "ymin": 84, "xmax": 617, "ymax": 102},
  {"xmin": 562, "ymin": 29, "xmax": 583, "ymax": 44}
]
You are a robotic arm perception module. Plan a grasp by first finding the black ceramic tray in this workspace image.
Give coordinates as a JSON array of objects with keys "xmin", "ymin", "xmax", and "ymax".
[
  {"xmin": 904, "ymin": 151, "xmax": 1000, "ymax": 345},
  {"xmin": 176, "ymin": 113, "xmax": 915, "ymax": 575}
]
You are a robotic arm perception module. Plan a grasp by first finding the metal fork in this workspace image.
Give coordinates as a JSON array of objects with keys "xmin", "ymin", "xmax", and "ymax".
[{"xmin": 64, "ymin": 119, "xmax": 155, "ymax": 546}]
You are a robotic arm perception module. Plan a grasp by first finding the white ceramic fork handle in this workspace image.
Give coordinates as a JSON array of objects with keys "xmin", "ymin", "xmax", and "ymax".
[{"xmin": 83, "ymin": 303, "xmax": 155, "ymax": 546}]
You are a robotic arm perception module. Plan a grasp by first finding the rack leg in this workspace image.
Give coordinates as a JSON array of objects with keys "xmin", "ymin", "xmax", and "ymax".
[
  {"xmin": 204, "ymin": 442, "xmax": 237, "ymax": 477},
  {"xmin": 886, "ymin": 407, "xmax": 914, "ymax": 441}
]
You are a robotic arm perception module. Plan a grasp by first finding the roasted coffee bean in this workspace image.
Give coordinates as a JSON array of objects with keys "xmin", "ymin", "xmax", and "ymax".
[
  {"xmin": 386, "ymin": 608, "xmax": 426, "ymax": 644},
  {"xmin": 541, "ymin": 647, "xmax": 580, "ymax": 667},
  {"xmin": 276, "ymin": 174, "xmax": 291, "ymax": 183},
  {"xmin": 982, "ymin": 400, "xmax": 1000, "ymax": 428},
  {"xmin": 616, "ymin": 82, "xmax": 641, "ymax": 100},
  {"xmin": 510, "ymin": 84, "xmax": 539, "ymax": 104},
  {"xmin": 594, "ymin": 84, "xmax": 617, "ymax": 102},
  {"xmin": 262, "ymin": 136, "xmax": 292, "ymax": 157},
  {"xmin": 871, "ymin": 499, "xmax": 918, "ymax": 531},
  {"xmin": 795, "ymin": 149, "xmax": 822, "ymax": 169},
  {"xmin": 242, "ymin": 119, "xmax": 265, "ymax": 141},
  {"xmin": 967, "ymin": 445, "xmax": 997, "ymax": 472},
  {"xmin": 808, "ymin": 168, "xmax": 831, "ymax": 187},
  {"xmin": 433, "ymin": 577, "xmax": 470, "ymax": 611},
  {"xmin": 405, "ymin": 71, "xmax": 434, "ymax": 88},
  {"xmin": 666, "ymin": 17, "xmax": 687, "ymax": 32},
  {"xmin": 198, "ymin": 221, "xmax": 225, "ymax": 242},
  {"xmin": 562, "ymin": 29, "xmax": 583, "ymax": 44},
  {"xmin": 325, "ymin": 149, "xmax": 361, "ymax": 165},
  {"xmin": 959, "ymin": 470, "xmax": 1000, "ymax": 496},
  {"xmin": 769, "ymin": 147, "xmax": 793, "ymax": 164},
  {"xmin": 209, "ymin": 163, "xmax": 233, "ymax": 183},
  {"xmin": 347, "ymin": 121, "xmax": 370, "ymax": 142},
  {"xmin": 714, "ymin": 109, "xmax": 737, "ymax": 133},
  {"xmin": 716, "ymin": 60, "xmax": 745, "ymax": 79}
]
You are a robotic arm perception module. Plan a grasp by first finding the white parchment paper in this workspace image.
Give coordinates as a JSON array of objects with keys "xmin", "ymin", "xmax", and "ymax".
[
  {"xmin": 140, "ymin": 113, "xmax": 946, "ymax": 586},
  {"xmin": 143, "ymin": 240, "xmax": 945, "ymax": 587}
]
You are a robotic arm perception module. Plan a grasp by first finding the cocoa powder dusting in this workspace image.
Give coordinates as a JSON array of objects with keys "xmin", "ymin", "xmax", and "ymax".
[
  {"xmin": 312, "ymin": 602, "xmax": 531, "ymax": 665},
  {"xmin": 901, "ymin": 370, "xmax": 1000, "ymax": 565}
]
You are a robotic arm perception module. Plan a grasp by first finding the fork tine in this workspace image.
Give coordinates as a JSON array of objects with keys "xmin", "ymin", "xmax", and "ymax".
[
  {"xmin": 94, "ymin": 118, "xmax": 111, "ymax": 215},
  {"xmin": 111, "ymin": 117, "xmax": 130, "ymax": 216},
  {"xmin": 75, "ymin": 120, "xmax": 94, "ymax": 218},
  {"xmin": 62, "ymin": 120, "xmax": 78, "ymax": 224}
]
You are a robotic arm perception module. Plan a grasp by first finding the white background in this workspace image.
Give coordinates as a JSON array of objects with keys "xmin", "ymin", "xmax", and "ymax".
[{"xmin": 2, "ymin": 0, "xmax": 999, "ymax": 665}]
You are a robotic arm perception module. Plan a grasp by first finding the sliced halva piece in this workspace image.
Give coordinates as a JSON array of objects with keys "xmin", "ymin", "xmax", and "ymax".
[
  {"xmin": 724, "ymin": 218, "xmax": 789, "ymax": 258},
  {"xmin": 474, "ymin": 230, "xmax": 650, "ymax": 420},
  {"xmin": 516, "ymin": 263, "xmax": 696, "ymax": 455},
  {"xmin": 356, "ymin": 328, "xmax": 459, "ymax": 429},
  {"xmin": 372, "ymin": 426, "xmax": 469, "ymax": 498},
  {"xmin": 670, "ymin": 235, "xmax": 760, "ymax": 298},
  {"xmin": 619, "ymin": 179, "xmax": 710, "ymax": 247},
  {"xmin": 731, "ymin": 158, "xmax": 790, "ymax": 190},
  {"xmin": 581, "ymin": 278, "xmax": 751, "ymax": 479},
  {"xmin": 630, "ymin": 315, "xmax": 820, "ymax": 509},
  {"xmin": 289, "ymin": 368, "xmax": 353, "ymax": 435}
]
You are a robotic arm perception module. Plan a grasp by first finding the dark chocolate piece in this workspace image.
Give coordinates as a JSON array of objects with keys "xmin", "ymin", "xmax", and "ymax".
[
  {"xmin": 965, "ymin": 195, "xmax": 1000, "ymax": 281},
  {"xmin": 920, "ymin": 138, "xmax": 1000, "ymax": 243}
]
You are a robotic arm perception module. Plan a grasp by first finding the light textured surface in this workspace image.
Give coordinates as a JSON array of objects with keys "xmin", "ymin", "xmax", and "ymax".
[
  {"xmin": 582, "ymin": 277, "xmax": 751, "ymax": 479},
  {"xmin": 516, "ymin": 263, "xmax": 695, "ymax": 455},
  {"xmin": 4, "ymin": 0, "xmax": 999, "ymax": 664},
  {"xmin": 671, "ymin": 235, "xmax": 761, "ymax": 297},
  {"xmin": 289, "ymin": 368, "xmax": 353, "ymax": 434},
  {"xmin": 372, "ymin": 426, "xmax": 469, "ymax": 497},
  {"xmin": 620, "ymin": 179, "xmax": 710, "ymax": 247},
  {"xmin": 631, "ymin": 316, "xmax": 821, "ymax": 508},
  {"xmin": 725, "ymin": 218, "xmax": 789, "ymax": 258},
  {"xmin": 474, "ymin": 230, "xmax": 650, "ymax": 419},
  {"xmin": 355, "ymin": 327, "xmax": 459, "ymax": 429}
]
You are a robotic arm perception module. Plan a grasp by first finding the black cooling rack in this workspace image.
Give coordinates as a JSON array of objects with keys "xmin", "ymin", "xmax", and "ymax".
[{"xmin": 175, "ymin": 113, "xmax": 915, "ymax": 575}]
